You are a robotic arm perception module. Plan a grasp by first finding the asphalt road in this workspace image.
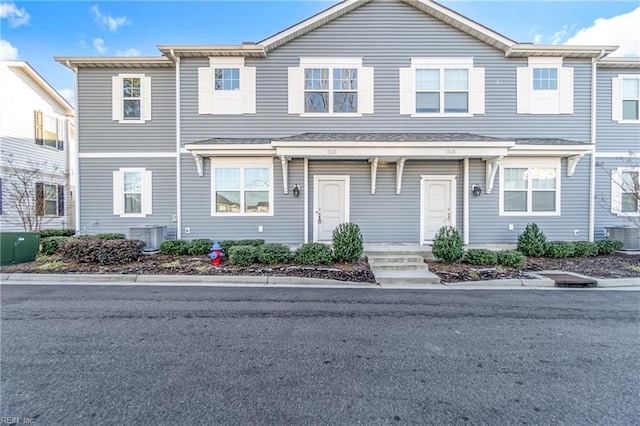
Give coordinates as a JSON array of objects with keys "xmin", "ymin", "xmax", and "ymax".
[{"xmin": 1, "ymin": 285, "xmax": 639, "ymax": 425}]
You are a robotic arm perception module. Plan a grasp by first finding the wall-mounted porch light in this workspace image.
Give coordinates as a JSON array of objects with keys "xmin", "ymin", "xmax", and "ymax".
[
  {"xmin": 472, "ymin": 184, "xmax": 482, "ymax": 197},
  {"xmin": 292, "ymin": 184, "xmax": 300, "ymax": 197}
]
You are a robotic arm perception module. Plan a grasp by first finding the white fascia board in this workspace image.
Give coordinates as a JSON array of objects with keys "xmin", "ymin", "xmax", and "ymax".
[
  {"xmin": 184, "ymin": 144, "xmax": 276, "ymax": 157},
  {"xmin": 275, "ymin": 146, "xmax": 510, "ymax": 158},
  {"xmin": 508, "ymin": 144, "xmax": 594, "ymax": 156},
  {"xmin": 271, "ymin": 140, "xmax": 515, "ymax": 148}
]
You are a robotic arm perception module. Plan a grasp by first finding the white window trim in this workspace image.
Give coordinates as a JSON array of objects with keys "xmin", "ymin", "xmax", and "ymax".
[
  {"xmin": 289, "ymin": 57, "xmax": 373, "ymax": 116},
  {"xmin": 612, "ymin": 74, "xmax": 640, "ymax": 124},
  {"xmin": 112, "ymin": 74, "xmax": 151, "ymax": 124},
  {"xmin": 611, "ymin": 167, "xmax": 640, "ymax": 217},
  {"xmin": 198, "ymin": 57, "xmax": 256, "ymax": 115},
  {"xmin": 499, "ymin": 158, "xmax": 561, "ymax": 217},
  {"xmin": 210, "ymin": 157, "xmax": 274, "ymax": 217},
  {"xmin": 400, "ymin": 57, "xmax": 484, "ymax": 117},
  {"xmin": 42, "ymin": 183, "xmax": 59, "ymax": 217},
  {"xmin": 517, "ymin": 57, "xmax": 573, "ymax": 115},
  {"xmin": 113, "ymin": 168, "xmax": 152, "ymax": 218}
]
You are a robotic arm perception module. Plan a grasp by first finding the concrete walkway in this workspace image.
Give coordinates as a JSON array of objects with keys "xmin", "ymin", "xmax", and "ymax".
[{"xmin": 1, "ymin": 272, "xmax": 638, "ymax": 290}]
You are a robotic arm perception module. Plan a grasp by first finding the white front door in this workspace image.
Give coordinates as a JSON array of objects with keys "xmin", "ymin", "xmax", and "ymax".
[
  {"xmin": 314, "ymin": 175, "xmax": 349, "ymax": 242},
  {"xmin": 421, "ymin": 175, "xmax": 456, "ymax": 243}
]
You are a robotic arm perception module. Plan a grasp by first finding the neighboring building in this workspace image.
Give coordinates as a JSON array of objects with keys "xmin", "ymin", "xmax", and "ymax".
[
  {"xmin": 0, "ymin": 61, "xmax": 75, "ymax": 232},
  {"xmin": 55, "ymin": 0, "xmax": 639, "ymax": 245}
]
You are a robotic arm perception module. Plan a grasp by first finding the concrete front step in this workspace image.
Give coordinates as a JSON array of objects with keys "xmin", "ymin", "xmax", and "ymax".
[
  {"xmin": 368, "ymin": 261, "xmax": 429, "ymax": 272},
  {"xmin": 372, "ymin": 269, "xmax": 441, "ymax": 285},
  {"xmin": 367, "ymin": 255, "xmax": 425, "ymax": 263}
]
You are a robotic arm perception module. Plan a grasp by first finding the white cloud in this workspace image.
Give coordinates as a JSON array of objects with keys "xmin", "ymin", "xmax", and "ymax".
[
  {"xmin": 93, "ymin": 37, "xmax": 106, "ymax": 53},
  {"xmin": 533, "ymin": 34, "xmax": 543, "ymax": 44},
  {"xmin": 91, "ymin": 5, "xmax": 130, "ymax": 32},
  {"xmin": 550, "ymin": 25, "xmax": 568, "ymax": 46},
  {"xmin": 565, "ymin": 7, "xmax": 640, "ymax": 57},
  {"xmin": 58, "ymin": 88, "xmax": 74, "ymax": 105},
  {"xmin": 116, "ymin": 48, "xmax": 141, "ymax": 57},
  {"xmin": 0, "ymin": 2, "xmax": 30, "ymax": 28},
  {"xmin": 0, "ymin": 39, "xmax": 18, "ymax": 60}
]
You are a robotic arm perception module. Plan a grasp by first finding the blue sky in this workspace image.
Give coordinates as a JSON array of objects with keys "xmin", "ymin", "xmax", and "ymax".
[{"xmin": 1, "ymin": 0, "xmax": 638, "ymax": 104}]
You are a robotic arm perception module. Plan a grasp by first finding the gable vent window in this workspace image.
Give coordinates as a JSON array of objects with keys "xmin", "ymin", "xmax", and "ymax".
[
  {"xmin": 198, "ymin": 58, "xmax": 256, "ymax": 115},
  {"xmin": 517, "ymin": 57, "xmax": 573, "ymax": 115}
]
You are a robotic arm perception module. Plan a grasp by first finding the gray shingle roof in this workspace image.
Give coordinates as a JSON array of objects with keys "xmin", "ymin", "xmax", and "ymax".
[
  {"xmin": 514, "ymin": 138, "xmax": 590, "ymax": 145},
  {"xmin": 187, "ymin": 137, "xmax": 272, "ymax": 145},
  {"xmin": 273, "ymin": 133, "xmax": 507, "ymax": 142}
]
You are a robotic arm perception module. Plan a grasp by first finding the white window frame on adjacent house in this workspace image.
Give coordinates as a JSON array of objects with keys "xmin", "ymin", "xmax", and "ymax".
[
  {"xmin": 288, "ymin": 57, "xmax": 374, "ymax": 117},
  {"xmin": 499, "ymin": 159, "xmax": 561, "ymax": 216},
  {"xmin": 611, "ymin": 75, "xmax": 640, "ymax": 123},
  {"xmin": 34, "ymin": 110, "xmax": 64, "ymax": 150},
  {"xmin": 198, "ymin": 57, "xmax": 256, "ymax": 115},
  {"xmin": 210, "ymin": 158, "xmax": 274, "ymax": 217},
  {"xmin": 400, "ymin": 58, "xmax": 485, "ymax": 117},
  {"xmin": 611, "ymin": 167, "xmax": 640, "ymax": 216},
  {"xmin": 517, "ymin": 57, "xmax": 573, "ymax": 115},
  {"xmin": 35, "ymin": 182, "xmax": 64, "ymax": 217},
  {"xmin": 112, "ymin": 74, "xmax": 152, "ymax": 123},
  {"xmin": 112, "ymin": 168, "xmax": 152, "ymax": 217}
]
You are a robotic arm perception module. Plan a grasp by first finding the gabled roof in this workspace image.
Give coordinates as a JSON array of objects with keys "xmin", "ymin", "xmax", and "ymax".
[
  {"xmin": 2, "ymin": 61, "xmax": 74, "ymax": 116},
  {"xmin": 54, "ymin": 56, "xmax": 174, "ymax": 69}
]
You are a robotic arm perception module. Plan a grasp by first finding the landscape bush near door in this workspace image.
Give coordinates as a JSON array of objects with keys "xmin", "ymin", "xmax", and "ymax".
[
  {"xmin": 517, "ymin": 223, "xmax": 547, "ymax": 257},
  {"xmin": 432, "ymin": 226, "xmax": 464, "ymax": 264},
  {"xmin": 332, "ymin": 222, "xmax": 363, "ymax": 263}
]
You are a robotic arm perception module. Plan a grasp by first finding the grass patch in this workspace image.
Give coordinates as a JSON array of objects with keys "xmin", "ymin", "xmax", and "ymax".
[
  {"xmin": 37, "ymin": 261, "xmax": 68, "ymax": 271},
  {"xmin": 161, "ymin": 260, "xmax": 181, "ymax": 268},
  {"xmin": 196, "ymin": 265, "xmax": 209, "ymax": 273},
  {"xmin": 626, "ymin": 265, "xmax": 640, "ymax": 273}
]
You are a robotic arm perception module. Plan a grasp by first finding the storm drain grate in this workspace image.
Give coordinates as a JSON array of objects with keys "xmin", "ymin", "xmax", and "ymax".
[{"xmin": 538, "ymin": 273, "xmax": 597, "ymax": 288}]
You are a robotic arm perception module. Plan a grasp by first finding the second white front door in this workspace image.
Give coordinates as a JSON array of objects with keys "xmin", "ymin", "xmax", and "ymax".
[
  {"xmin": 421, "ymin": 175, "xmax": 456, "ymax": 243},
  {"xmin": 314, "ymin": 175, "xmax": 349, "ymax": 242}
]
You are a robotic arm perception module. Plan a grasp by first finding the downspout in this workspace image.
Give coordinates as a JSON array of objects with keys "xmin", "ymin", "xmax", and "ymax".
[
  {"xmin": 67, "ymin": 60, "xmax": 80, "ymax": 234},
  {"xmin": 168, "ymin": 49, "xmax": 182, "ymax": 240},
  {"xmin": 589, "ymin": 49, "xmax": 606, "ymax": 242},
  {"xmin": 463, "ymin": 158, "xmax": 469, "ymax": 245},
  {"xmin": 304, "ymin": 158, "xmax": 309, "ymax": 243}
]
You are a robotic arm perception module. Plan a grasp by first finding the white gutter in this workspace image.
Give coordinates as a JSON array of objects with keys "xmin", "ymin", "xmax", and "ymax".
[
  {"xmin": 67, "ymin": 60, "xmax": 80, "ymax": 234},
  {"xmin": 589, "ymin": 49, "xmax": 606, "ymax": 242},
  {"xmin": 168, "ymin": 49, "xmax": 182, "ymax": 240},
  {"xmin": 463, "ymin": 158, "xmax": 469, "ymax": 245},
  {"xmin": 304, "ymin": 158, "xmax": 309, "ymax": 244}
]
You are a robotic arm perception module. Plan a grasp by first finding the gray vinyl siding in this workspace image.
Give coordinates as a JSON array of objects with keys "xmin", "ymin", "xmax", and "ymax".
[
  {"xmin": 596, "ymin": 69, "xmax": 640, "ymax": 152},
  {"xmin": 308, "ymin": 160, "xmax": 463, "ymax": 243},
  {"xmin": 467, "ymin": 156, "xmax": 592, "ymax": 243},
  {"xmin": 78, "ymin": 158, "xmax": 177, "ymax": 238},
  {"xmin": 77, "ymin": 68, "xmax": 176, "ymax": 153},
  {"xmin": 180, "ymin": 0, "xmax": 592, "ymax": 144},
  {"xmin": 180, "ymin": 155, "xmax": 304, "ymax": 243},
  {"xmin": 593, "ymin": 157, "xmax": 638, "ymax": 240}
]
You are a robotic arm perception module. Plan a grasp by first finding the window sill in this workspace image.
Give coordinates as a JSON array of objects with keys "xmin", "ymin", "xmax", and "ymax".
[
  {"xmin": 117, "ymin": 119, "xmax": 147, "ymax": 124},
  {"xmin": 298, "ymin": 113, "xmax": 363, "ymax": 118},
  {"xmin": 410, "ymin": 113, "xmax": 473, "ymax": 118},
  {"xmin": 615, "ymin": 119, "xmax": 640, "ymax": 124},
  {"xmin": 613, "ymin": 212, "xmax": 640, "ymax": 217},
  {"xmin": 119, "ymin": 214, "xmax": 147, "ymax": 218},
  {"xmin": 499, "ymin": 212, "xmax": 561, "ymax": 217},
  {"xmin": 211, "ymin": 212, "xmax": 274, "ymax": 217}
]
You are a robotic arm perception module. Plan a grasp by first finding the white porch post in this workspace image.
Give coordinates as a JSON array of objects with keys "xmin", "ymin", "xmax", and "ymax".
[{"xmin": 463, "ymin": 157, "xmax": 470, "ymax": 245}]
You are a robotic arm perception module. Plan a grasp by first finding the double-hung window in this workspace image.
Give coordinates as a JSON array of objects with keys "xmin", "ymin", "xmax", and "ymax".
[
  {"xmin": 35, "ymin": 183, "xmax": 64, "ymax": 217},
  {"xmin": 612, "ymin": 168, "xmax": 639, "ymax": 215},
  {"xmin": 112, "ymin": 74, "xmax": 151, "ymax": 123},
  {"xmin": 113, "ymin": 168, "xmax": 152, "ymax": 217},
  {"xmin": 289, "ymin": 57, "xmax": 374, "ymax": 116},
  {"xmin": 500, "ymin": 160, "xmax": 560, "ymax": 216},
  {"xmin": 34, "ymin": 111, "xmax": 64, "ymax": 150},
  {"xmin": 612, "ymin": 75, "xmax": 640, "ymax": 122},
  {"xmin": 211, "ymin": 159, "xmax": 273, "ymax": 216},
  {"xmin": 400, "ymin": 58, "xmax": 484, "ymax": 116}
]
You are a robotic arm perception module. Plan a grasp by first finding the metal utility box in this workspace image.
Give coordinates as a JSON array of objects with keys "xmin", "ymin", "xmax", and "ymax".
[
  {"xmin": 0, "ymin": 232, "xmax": 41, "ymax": 266},
  {"xmin": 605, "ymin": 227, "xmax": 640, "ymax": 251},
  {"xmin": 128, "ymin": 226, "xmax": 166, "ymax": 252}
]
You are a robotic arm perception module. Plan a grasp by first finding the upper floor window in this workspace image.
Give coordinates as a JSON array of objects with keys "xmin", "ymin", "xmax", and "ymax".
[
  {"xmin": 400, "ymin": 58, "xmax": 484, "ymax": 116},
  {"xmin": 517, "ymin": 57, "xmax": 573, "ymax": 115},
  {"xmin": 612, "ymin": 168, "xmax": 639, "ymax": 216},
  {"xmin": 199, "ymin": 58, "xmax": 255, "ymax": 115},
  {"xmin": 34, "ymin": 110, "xmax": 64, "ymax": 150},
  {"xmin": 112, "ymin": 168, "xmax": 152, "ymax": 217},
  {"xmin": 499, "ymin": 160, "xmax": 561, "ymax": 216},
  {"xmin": 612, "ymin": 75, "xmax": 640, "ymax": 123},
  {"xmin": 211, "ymin": 158, "xmax": 273, "ymax": 216},
  {"xmin": 289, "ymin": 57, "xmax": 373, "ymax": 116},
  {"xmin": 112, "ymin": 74, "xmax": 151, "ymax": 123},
  {"xmin": 533, "ymin": 68, "xmax": 558, "ymax": 91},
  {"xmin": 215, "ymin": 68, "xmax": 240, "ymax": 91}
]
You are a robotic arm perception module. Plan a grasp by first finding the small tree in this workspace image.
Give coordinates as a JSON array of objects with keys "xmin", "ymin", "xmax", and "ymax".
[{"xmin": 1, "ymin": 152, "xmax": 67, "ymax": 231}]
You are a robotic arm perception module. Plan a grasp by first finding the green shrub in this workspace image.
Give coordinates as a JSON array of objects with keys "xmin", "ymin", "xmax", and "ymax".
[
  {"xmin": 41, "ymin": 236, "xmax": 71, "ymax": 255},
  {"xmin": 219, "ymin": 240, "xmax": 238, "ymax": 256},
  {"xmin": 462, "ymin": 249, "xmax": 498, "ymax": 265},
  {"xmin": 160, "ymin": 239, "xmax": 189, "ymax": 255},
  {"xmin": 497, "ymin": 250, "xmax": 526, "ymax": 268},
  {"xmin": 293, "ymin": 243, "xmax": 333, "ymax": 265},
  {"xmin": 573, "ymin": 241, "xmax": 599, "ymax": 257},
  {"xmin": 257, "ymin": 243, "xmax": 291, "ymax": 264},
  {"xmin": 545, "ymin": 241, "xmax": 575, "ymax": 258},
  {"xmin": 332, "ymin": 222, "xmax": 363, "ymax": 263},
  {"xmin": 517, "ymin": 223, "xmax": 547, "ymax": 257},
  {"xmin": 237, "ymin": 239, "xmax": 265, "ymax": 247},
  {"xmin": 95, "ymin": 233, "xmax": 126, "ymax": 240},
  {"xmin": 228, "ymin": 245, "xmax": 259, "ymax": 266},
  {"xmin": 597, "ymin": 239, "xmax": 624, "ymax": 255},
  {"xmin": 40, "ymin": 229, "xmax": 75, "ymax": 238},
  {"xmin": 432, "ymin": 226, "xmax": 464, "ymax": 264},
  {"xmin": 58, "ymin": 239, "xmax": 144, "ymax": 265},
  {"xmin": 187, "ymin": 239, "xmax": 213, "ymax": 256}
]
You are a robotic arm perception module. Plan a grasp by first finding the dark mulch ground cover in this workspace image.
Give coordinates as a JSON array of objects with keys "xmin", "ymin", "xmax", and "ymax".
[{"xmin": 2, "ymin": 253, "xmax": 637, "ymax": 284}]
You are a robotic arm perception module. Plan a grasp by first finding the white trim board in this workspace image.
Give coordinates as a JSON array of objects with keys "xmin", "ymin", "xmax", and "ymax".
[{"xmin": 79, "ymin": 152, "xmax": 177, "ymax": 158}]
